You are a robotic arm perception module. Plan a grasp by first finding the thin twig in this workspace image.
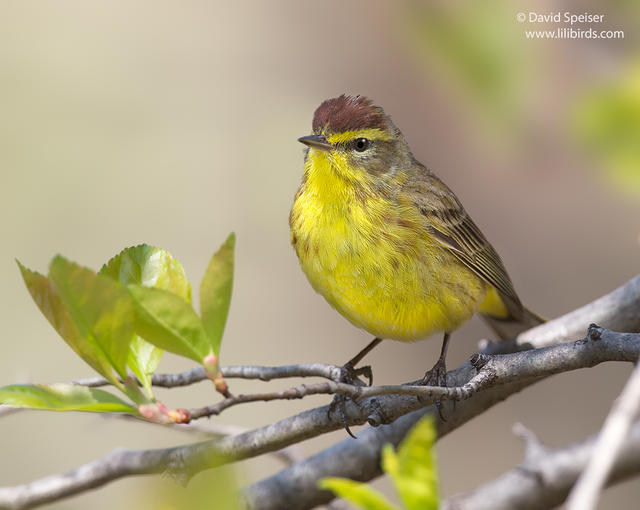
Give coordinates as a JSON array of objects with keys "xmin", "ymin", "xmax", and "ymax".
[
  {"xmin": 189, "ymin": 383, "xmax": 343, "ymax": 419},
  {"xmin": 188, "ymin": 326, "xmax": 640, "ymax": 418},
  {"xmin": 71, "ymin": 364, "xmax": 342, "ymax": 389},
  {"xmin": 222, "ymin": 364, "xmax": 341, "ymax": 382}
]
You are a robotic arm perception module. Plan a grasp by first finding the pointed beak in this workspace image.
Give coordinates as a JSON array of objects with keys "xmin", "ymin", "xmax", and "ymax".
[{"xmin": 298, "ymin": 134, "xmax": 333, "ymax": 151}]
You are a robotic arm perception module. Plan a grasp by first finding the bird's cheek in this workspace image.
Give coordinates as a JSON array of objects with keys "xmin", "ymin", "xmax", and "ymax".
[{"xmin": 306, "ymin": 149, "xmax": 329, "ymax": 168}]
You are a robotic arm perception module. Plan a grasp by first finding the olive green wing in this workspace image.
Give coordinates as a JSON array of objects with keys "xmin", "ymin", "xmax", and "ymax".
[{"xmin": 409, "ymin": 170, "xmax": 524, "ymax": 319}]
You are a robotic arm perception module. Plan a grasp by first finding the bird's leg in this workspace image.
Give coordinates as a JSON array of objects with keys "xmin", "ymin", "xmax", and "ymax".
[
  {"xmin": 343, "ymin": 336, "xmax": 382, "ymax": 384},
  {"xmin": 421, "ymin": 332, "xmax": 450, "ymax": 386},
  {"xmin": 329, "ymin": 337, "xmax": 382, "ymax": 438},
  {"xmin": 419, "ymin": 332, "xmax": 451, "ymax": 420}
]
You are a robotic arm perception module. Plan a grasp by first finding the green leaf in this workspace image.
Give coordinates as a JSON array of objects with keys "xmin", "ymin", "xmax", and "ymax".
[
  {"xmin": 100, "ymin": 244, "xmax": 191, "ymax": 302},
  {"xmin": 200, "ymin": 233, "xmax": 235, "ymax": 355},
  {"xmin": 126, "ymin": 335, "xmax": 163, "ymax": 399},
  {"xmin": 319, "ymin": 418, "xmax": 440, "ymax": 510},
  {"xmin": 128, "ymin": 284, "xmax": 211, "ymax": 363},
  {"xmin": 319, "ymin": 478, "xmax": 398, "ymax": 510},
  {"xmin": 134, "ymin": 462, "xmax": 242, "ymax": 510},
  {"xmin": 100, "ymin": 245, "xmax": 191, "ymax": 396},
  {"xmin": 18, "ymin": 261, "xmax": 122, "ymax": 387},
  {"xmin": 382, "ymin": 416, "xmax": 439, "ymax": 510},
  {"xmin": 0, "ymin": 384, "xmax": 136, "ymax": 414},
  {"xmin": 48, "ymin": 256, "xmax": 134, "ymax": 382}
]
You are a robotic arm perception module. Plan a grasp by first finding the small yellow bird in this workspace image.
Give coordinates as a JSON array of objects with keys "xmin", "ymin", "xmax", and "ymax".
[{"xmin": 290, "ymin": 95, "xmax": 542, "ymax": 425}]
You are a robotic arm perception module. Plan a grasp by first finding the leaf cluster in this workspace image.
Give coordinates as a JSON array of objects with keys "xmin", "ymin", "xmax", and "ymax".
[
  {"xmin": 320, "ymin": 416, "xmax": 439, "ymax": 510},
  {"xmin": 2, "ymin": 235, "xmax": 235, "ymax": 422}
]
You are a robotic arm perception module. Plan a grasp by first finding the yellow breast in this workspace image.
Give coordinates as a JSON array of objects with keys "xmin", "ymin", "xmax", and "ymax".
[{"xmin": 290, "ymin": 150, "xmax": 487, "ymax": 341}]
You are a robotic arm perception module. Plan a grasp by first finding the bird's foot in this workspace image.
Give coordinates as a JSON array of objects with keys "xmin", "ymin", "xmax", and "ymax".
[
  {"xmin": 328, "ymin": 362, "xmax": 373, "ymax": 438},
  {"xmin": 418, "ymin": 357, "xmax": 449, "ymax": 421}
]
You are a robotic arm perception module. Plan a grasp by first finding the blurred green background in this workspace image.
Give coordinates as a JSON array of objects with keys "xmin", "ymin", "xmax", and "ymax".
[{"xmin": 1, "ymin": 1, "xmax": 639, "ymax": 508}]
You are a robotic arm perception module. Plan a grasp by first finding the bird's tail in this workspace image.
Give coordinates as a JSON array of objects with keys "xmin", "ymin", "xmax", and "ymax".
[{"xmin": 480, "ymin": 305, "xmax": 546, "ymax": 340}]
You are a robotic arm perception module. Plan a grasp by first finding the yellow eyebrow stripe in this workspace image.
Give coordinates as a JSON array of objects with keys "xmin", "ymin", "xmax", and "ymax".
[{"xmin": 327, "ymin": 129, "xmax": 392, "ymax": 145}]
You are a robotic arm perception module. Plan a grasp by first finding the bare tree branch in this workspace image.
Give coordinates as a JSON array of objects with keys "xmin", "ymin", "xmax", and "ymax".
[
  {"xmin": 239, "ymin": 275, "xmax": 640, "ymax": 508},
  {"xmin": 14, "ymin": 322, "xmax": 631, "ymax": 510},
  {"xmin": 241, "ymin": 379, "xmax": 527, "ymax": 509},
  {"xmin": 442, "ymin": 420, "xmax": 640, "ymax": 510},
  {"xmin": 488, "ymin": 273, "xmax": 640, "ymax": 353},
  {"xmin": 221, "ymin": 364, "xmax": 341, "ymax": 382},
  {"xmin": 565, "ymin": 352, "xmax": 640, "ymax": 510},
  {"xmin": 242, "ymin": 272, "xmax": 640, "ymax": 509},
  {"xmin": 241, "ymin": 328, "xmax": 640, "ymax": 509},
  {"xmin": 71, "ymin": 364, "xmax": 342, "ymax": 389},
  {"xmin": 187, "ymin": 326, "xmax": 640, "ymax": 419},
  {"xmin": 1, "ymin": 275, "xmax": 639, "ymax": 510},
  {"xmin": 171, "ymin": 422, "xmax": 305, "ymax": 466},
  {"xmin": 0, "ymin": 447, "xmax": 172, "ymax": 510}
]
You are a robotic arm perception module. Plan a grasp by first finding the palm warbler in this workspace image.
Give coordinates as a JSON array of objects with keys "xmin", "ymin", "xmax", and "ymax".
[{"xmin": 290, "ymin": 95, "xmax": 542, "ymax": 424}]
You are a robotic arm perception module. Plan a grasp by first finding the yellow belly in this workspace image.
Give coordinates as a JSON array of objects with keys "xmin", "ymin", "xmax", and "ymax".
[{"xmin": 290, "ymin": 181, "xmax": 488, "ymax": 341}]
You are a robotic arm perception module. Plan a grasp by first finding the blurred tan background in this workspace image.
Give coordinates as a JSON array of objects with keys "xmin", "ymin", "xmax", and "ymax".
[{"xmin": 1, "ymin": 1, "xmax": 639, "ymax": 508}]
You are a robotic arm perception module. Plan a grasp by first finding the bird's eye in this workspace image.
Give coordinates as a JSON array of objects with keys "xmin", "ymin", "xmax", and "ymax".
[{"xmin": 354, "ymin": 138, "xmax": 370, "ymax": 152}]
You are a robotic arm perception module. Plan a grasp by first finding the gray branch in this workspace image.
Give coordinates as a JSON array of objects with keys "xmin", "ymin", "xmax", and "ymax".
[
  {"xmin": 71, "ymin": 363, "xmax": 341, "ymax": 388},
  {"xmin": 0, "ymin": 275, "xmax": 639, "ymax": 510},
  {"xmin": 442, "ymin": 421, "xmax": 640, "ymax": 510},
  {"xmin": 0, "ymin": 448, "xmax": 171, "ymax": 510},
  {"xmin": 238, "ymin": 328, "xmax": 640, "ymax": 509},
  {"xmin": 491, "ymin": 273, "xmax": 640, "ymax": 352},
  {"xmin": 189, "ymin": 326, "xmax": 640, "ymax": 420},
  {"xmin": 242, "ymin": 274, "xmax": 640, "ymax": 509}
]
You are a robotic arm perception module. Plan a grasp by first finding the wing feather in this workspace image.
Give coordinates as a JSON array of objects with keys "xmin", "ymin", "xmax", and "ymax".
[{"xmin": 407, "ymin": 166, "xmax": 524, "ymax": 319}]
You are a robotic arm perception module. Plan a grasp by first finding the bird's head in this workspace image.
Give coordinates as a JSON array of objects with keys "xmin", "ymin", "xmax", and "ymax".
[{"xmin": 298, "ymin": 95, "xmax": 412, "ymax": 180}]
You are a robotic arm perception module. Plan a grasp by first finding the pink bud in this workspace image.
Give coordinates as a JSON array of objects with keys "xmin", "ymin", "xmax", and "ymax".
[
  {"xmin": 203, "ymin": 353, "xmax": 218, "ymax": 369},
  {"xmin": 138, "ymin": 404, "xmax": 157, "ymax": 420},
  {"xmin": 214, "ymin": 374, "xmax": 229, "ymax": 396},
  {"xmin": 168, "ymin": 408, "xmax": 191, "ymax": 424}
]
